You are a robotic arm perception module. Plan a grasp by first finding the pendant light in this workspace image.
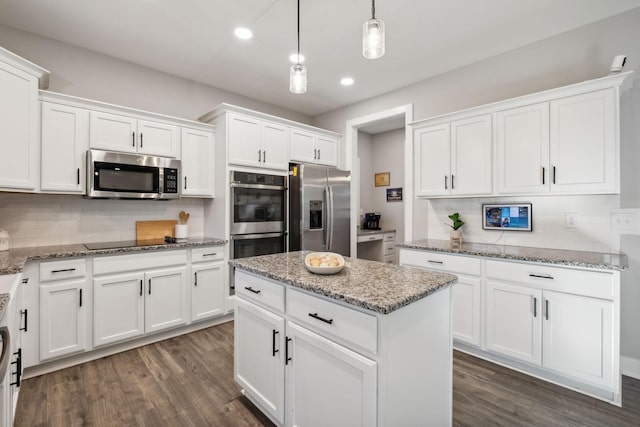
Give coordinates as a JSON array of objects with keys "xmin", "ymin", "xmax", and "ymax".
[
  {"xmin": 363, "ymin": 0, "xmax": 385, "ymax": 59},
  {"xmin": 290, "ymin": 0, "xmax": 307, "ymax": 94}
]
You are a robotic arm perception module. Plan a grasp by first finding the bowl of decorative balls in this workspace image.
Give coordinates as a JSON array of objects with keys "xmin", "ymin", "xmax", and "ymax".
[{"xmin": 304, "ymin": 252, "xmax": 345, "ymax": 275}]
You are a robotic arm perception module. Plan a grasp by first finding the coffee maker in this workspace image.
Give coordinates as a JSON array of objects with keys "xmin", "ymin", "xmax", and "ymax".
[{"xmin": 363, "ymin": 212, "xmax": 381, "ymax": 230}]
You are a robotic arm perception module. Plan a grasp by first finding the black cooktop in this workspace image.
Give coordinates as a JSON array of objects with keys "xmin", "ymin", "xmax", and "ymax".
[{"xmin": 84, "ymin": 237, "xmax": 177, "ymax": 250}]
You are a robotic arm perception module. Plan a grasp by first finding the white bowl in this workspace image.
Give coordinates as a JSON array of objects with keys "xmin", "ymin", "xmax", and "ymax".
[{"xmin": 304, "ymin": 252, "xmax": 345, "ymax": 275}]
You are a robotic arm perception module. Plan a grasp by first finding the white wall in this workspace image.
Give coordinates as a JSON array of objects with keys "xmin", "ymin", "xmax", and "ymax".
[
  {"xmin": 0, "ymin": 24, "xmax": 312, "ymax": 123},
  {"xmin": 0, "ymin": 193, "xmax": 204, "ymax": 247},
  {"xmin": 313, "ymin": 8, "xmax": 640, "ymax": 371}
]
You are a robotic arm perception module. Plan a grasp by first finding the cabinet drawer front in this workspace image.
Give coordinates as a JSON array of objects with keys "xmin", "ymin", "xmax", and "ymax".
[
  {"xmin": 383, "ymin": 244, "xmax": 395, "ymax": 256},
  {"xmin": 399, "ymin": 249, "xmax": 481, "ymax": 276},
  {"xmin": 357, "ymin": 233, "xmax": 383, "ymax": 243},
  {"xmin": 383, "ymin": 232, "xmax": 396, "ymax": 242},
  {"xmin": 486, "ymin": 260, "xmax": 614, "ymax": 299},
  {"xmin": 287, "ymin": 288, "xmax": 377, "ymax": 354},
  {"xmin": 192, "ymin": 246, "xmax": 224, "ymax": 263},
  {"xmin": 93, "ymin": 250, "xmax": 187, "ymax": 275},
  {"xmin": 235, "ymin": 270, "xmax": 285, "ymax": 313},
  {"xmin": 383, "ymin": 255, "xmax": 395, "ymax": 264},
  {"xmin": 40, "ymin": 259, "xmax": 86, "ymax": 282}
]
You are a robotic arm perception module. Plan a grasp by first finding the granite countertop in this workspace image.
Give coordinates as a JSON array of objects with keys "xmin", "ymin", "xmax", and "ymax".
[
  {"xmin": 0, "ymin": 236, "xmax": 227, "ymax": 275},
  {"xmin": 230, "ymin": 251, "xmax": 457, "ymax": 314},
  {"xmin": 357, "ymin": 228, "xmax": 396, "ymax": 236},
  {"xmin": 398, "ymin": 239, "xmax": 627, "ymax": 271}
]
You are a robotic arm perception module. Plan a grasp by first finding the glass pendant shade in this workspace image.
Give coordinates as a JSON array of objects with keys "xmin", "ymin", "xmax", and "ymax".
[
  {"xmin": 363, "ymin": 18, "xmax": 385, "ymax": 59},
  {"xmin": 289, "ymin": 63, "xmax": 307, "ymax": 94}
]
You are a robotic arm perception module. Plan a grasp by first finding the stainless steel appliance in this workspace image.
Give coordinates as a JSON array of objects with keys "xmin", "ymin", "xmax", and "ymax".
[
  {"xmin": 229, "ymin": 171, "xmax": 288, "ymax": 294},
  {"xmin": 87, "ymin": 149, "xmax": 180, "ymax": 199},
  {"xmin": 363, "ymin": 212, "xmax": 381, "ymax": 230},
  {"xmin": 289, "ymin": 163, "xmax": 351, "ymax": 256}
]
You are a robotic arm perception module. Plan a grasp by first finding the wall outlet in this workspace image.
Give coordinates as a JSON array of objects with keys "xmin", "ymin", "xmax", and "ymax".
[
  {"xmin": 611, "ymin": 212, "xmax": 637, "ymax": 231},
  {"xmin": 565, "ymin": 212, "xmax": 579, "ymax": 228}
]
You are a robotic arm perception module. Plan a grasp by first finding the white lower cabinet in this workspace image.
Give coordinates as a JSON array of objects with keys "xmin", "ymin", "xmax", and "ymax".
[
  {"xmin": 285, "ymin": 321, "xmax": 377, "ymax": 427},
  {"xmin": 144, "ymin": 266, "xmax": 188, "ymax": 333},
  {"xmin": 39, "ymin": 279, "xmax": 87, "ymax": 361},
  {"xmin": 190, "ymin": 246, "xmax": 226, "ymax": 322}
]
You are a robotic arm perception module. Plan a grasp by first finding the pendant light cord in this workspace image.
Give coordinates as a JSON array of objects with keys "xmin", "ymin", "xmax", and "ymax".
[
  {"xmin": 371, "ymin": 0, "xmax": 376, "ymax": 19},
  {"xmin": 297, "ymin": 0, "xmax": 300, "ymax": 64}
]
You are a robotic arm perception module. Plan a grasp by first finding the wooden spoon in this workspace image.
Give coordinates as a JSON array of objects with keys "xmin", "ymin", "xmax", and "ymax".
[{"xmin": 179, "ymin": 211, "xmax": 190, "ymax": 225}]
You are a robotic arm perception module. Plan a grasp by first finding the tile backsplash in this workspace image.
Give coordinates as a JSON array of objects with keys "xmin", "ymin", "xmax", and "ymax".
[{"xmin": 0, "ymin": 193, "xmax": 205, "ymax": 248}]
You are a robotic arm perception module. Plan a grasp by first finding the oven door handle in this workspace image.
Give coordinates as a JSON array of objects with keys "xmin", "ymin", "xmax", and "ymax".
[
  {"xmin": 230, "ymin": 182, "xmax": 287, "ymax": 191},
  {"xmin": 231, "ymin": 232, "xmax": 287, "ymax": 241}
]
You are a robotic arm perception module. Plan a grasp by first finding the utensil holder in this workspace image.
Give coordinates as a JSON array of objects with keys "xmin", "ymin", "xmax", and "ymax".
[{"xmin": 175, "ymin": 224, "xmax": 188, "ymax": 240}]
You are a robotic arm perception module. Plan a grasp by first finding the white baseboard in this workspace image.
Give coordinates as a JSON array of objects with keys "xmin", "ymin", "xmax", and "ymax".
[{"xmin": 621, "ymin": 356, "xmax": 640, "ymax": 380}]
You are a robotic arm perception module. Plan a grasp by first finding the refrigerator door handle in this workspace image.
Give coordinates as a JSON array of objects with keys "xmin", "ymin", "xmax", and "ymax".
[{"xmin": 326, "ymin": 185, "xmax": 333, "ymax": 251}]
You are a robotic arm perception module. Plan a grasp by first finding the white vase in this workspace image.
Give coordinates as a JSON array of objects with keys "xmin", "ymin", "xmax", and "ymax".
[{"xmin": 450, "ymin": 229, "xmax": 462, "ymax": 247}]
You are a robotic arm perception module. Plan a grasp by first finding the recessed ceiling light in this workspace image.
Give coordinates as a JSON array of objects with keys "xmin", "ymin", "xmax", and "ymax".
[
  {"xmin": 234, "ymin": 27, "xmax": 253, "ymax": 40},
  {"xmin": 289, "ymin": 53, "xmax": 305, "ymax": 63},
  {"xmin": 340, "ymin": 77, "xmax": 355, "ymax": 86}
]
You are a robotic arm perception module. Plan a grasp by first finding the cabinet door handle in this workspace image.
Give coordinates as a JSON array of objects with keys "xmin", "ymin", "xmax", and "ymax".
[
  {"xmin": 533, "ymin": 297, "xmax": 537, "ymax": 318},
  {"xmin": 184, "ymin": 176, "xmax": 187, "ymax": 189},
  {"xmin": 444, "ymin": 175, "xmax": 448, "ymax": 190},
  {"xmin": 451, "ymin": 174, "xmax": 455, "ymax": 190},
  {"xmin": 313, "ymin": 148, "xmax": 317, "ymax": 160},
  {"xmin": 545, "ymin": 299, "xmax": 549, "ymax": 320},
  {"xmin": 244, "ymin": 286, "xmax": 261, "ymax": 294},
  {"xmin": 317, "ymin": 149, "xmax": 320, "ymax": 160},
  {"xmin": 148, "ymin": 278, "xmax": 152, "ymax": 295},
  {"xmin": 552, "ymin": 166, "xmax": 557, "ymax": 184},
  {"xmin": 140, "ymin": 133, "xmax": 143, "ymax": 148},
  {"xmin": 20, "ymin": 309, "xmax": 27, "ymax": 332},
  {"xmin": 132, "ymin": 131, "xmax": 135, "ymax": 147},
  {"xmin": 258, "ymin": 149, "xmax": 262, "ymax": 162},
  {"xmin": 272, "ymin": 329, "xmax": 279, "ymax": 356},
  {"xmin": 79, "ymin": 289, "xmax": 83, "ymax": 307},
  {"xmin": 427, "ymin": 260, "xmax": 444, "ymax": 265},
  {"xmin": 77, "ymin": 168, "xmax": 80, "ymax": 185},
  {"xmin": 529, "ymin": 273, "xmax": 554, "ymax": 280},
  {"xmin": 285, "ymin": 336, "xmax": 292, "ymax": 365},
  {"xmin": 194, "ymin": 272, "xmax": 198, "ymax": 287},
  {"xmin": 51, "ymin": 268, "xmax": 76, "ymax": 274},
  {"xmin": 139, "ymin": 279, "xmax": 143, "ymax": 296},
  {"xmin": 308, "ymin": 312, "xmax": 333, "ymax": 325},
  {"xmin": 541, "ymin": 166, "xmax": 545, "ymax": 185}
]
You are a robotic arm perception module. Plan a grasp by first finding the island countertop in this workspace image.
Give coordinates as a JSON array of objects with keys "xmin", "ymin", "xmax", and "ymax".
[
  {"xmin": 229, "ymin": 251, "xmax": 457, "ymax": 314},
  {"xmin": 398, "ymin": 239, "xmax": 627, "ymax": 271}
]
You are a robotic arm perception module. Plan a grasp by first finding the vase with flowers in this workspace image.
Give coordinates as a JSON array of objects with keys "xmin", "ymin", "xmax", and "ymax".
[{"xmin": 447, "ymin": 212, "xmax": 464, "ymax": 247}]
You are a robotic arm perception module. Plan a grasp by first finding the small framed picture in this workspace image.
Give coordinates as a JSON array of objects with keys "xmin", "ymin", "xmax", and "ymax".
[
  {"xmin": 374, "ymin": 172, "xmax": 390, "ymax": 187},
  {"xmin": 386, "ymin": 188, "xmax": 402, "ymax": 202}
]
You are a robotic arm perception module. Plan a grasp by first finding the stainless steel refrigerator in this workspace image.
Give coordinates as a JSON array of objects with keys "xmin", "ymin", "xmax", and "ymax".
[{"xmin": 289, "ymin": 163, "xmax": 351, "ymax": 256}]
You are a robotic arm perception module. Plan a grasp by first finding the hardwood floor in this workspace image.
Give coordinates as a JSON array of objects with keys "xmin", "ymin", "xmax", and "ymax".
[{"xmin": 15, "ymin": 321, "xmax": 640, "ymax": 426}]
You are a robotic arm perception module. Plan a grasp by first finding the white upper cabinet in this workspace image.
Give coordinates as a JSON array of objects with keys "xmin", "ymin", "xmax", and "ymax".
[
  {"xmin": 497, "ymin": 102, "xmax": 550, "ymax": 194},
  {"xmin": 414, "ymin": 114, "xmax": 492, "ymax": 197},
  {"xmin": 90, "ymin": 111, "xmax": 178, "ymax": 157},
  {"xmin": 549, "ymin": 88, "xmax": 616, "ymax": 194},
  {"xmin": 181, "ymin": 127, "xmax": 215, "ymax": 198},
  {"xmin": 228, "ymin": 114, "xmax": 289, "ymax": 170},
  {"xmin": 290, "ymin": 129, "xmax": 339, "ymax": 167},
  {"xmin": 40, "ymin": 102, "xmax": 89, "ymax": 194},
  {"xmin": 0, "ymin": 60, "xmax": 41, "ymax": 191}
]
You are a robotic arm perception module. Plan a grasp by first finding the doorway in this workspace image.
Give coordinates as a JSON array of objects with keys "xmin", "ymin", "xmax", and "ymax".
[{"xmin": 344, "ymin": 104, "xmax": 413, "ymax": 257}]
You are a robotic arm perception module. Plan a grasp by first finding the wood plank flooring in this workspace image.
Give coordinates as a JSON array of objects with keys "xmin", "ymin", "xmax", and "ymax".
[{"xmin": 15, "ymin": 321, "xmax": 640, "ymax": 426}]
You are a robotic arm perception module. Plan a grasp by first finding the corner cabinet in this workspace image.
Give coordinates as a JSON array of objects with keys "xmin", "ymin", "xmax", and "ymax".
[
  {"xmin": 0, "ymin": 48, "xmax": 49, "ymax": 192},
  {"xmin": 412, "ymin": 71, "xmax": 631, "ymax": 198},
  {"xmin": 181, "ymin": 127, "xmax": 215, "ymax": 197}
]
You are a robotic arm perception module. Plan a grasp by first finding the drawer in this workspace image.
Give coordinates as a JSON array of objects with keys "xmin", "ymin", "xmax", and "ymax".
[
  {"xmin": 93, "ymin": 249, "xmax": 187, "ymax": 275},
  {"xmin": 287, "ymin": 288, "xmax": 378, "ymax": 354},
  {"xmin": 192, "ymin": 246, "xmax": 224, "ymax": 263},
  {"xmin": 486, "ymin": 260, "xmax": 614, "ymax": 299},
  {"xmin": 39, "ymin": 258, "xmax": 86, "ymax": 282},
  {"xmin": 399, "ymin": 249, "xmax": 481, "ymax": 276},
  {"xmin": 383, "ymin": 232, "xmax": 395, "ymax": 242},
  {"xmin": 383, "ymin": 243, "xmax": 395, "ymax": 256},
  {"xmin": 357, "ymin": 233, "xmax": 383, "ymax": 243},
  {"xmin": 235, "ymin": 270, "xmax": 285, "ymax": 313},
  {"xmin": 384, "ymin": 255, "xmax": 395, "ymax": 264}
]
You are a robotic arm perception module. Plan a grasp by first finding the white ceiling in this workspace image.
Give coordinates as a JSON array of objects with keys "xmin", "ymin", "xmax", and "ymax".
[{"xmin": 1, "ymin": 0, "xmax": 639, "ymax": 117}]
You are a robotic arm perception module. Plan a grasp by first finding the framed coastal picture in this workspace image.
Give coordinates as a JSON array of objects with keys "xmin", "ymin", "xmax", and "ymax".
[
  {"xmin": 374, "ymin": 172, "xmax": 390, "ymax": 187},
  {"xmin": 386, "ymin": 187, "xmax": 402, "ymax": 202}
]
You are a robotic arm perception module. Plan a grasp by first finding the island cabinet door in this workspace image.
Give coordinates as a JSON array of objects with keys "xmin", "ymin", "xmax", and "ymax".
[
  {"xmin": 285, "ymin": 321, "xmax": 377, "ymax": 427},
  {"xmin": 485, "ymin": 281, "xmax": 542, "ymax": 366},
  {"xmin": 452, "ymin": 275, "xmax": 481, "ymax": 346},
  {"xmin": 235, "ymin": 298, "xmax": 285, "ymax": 425}
]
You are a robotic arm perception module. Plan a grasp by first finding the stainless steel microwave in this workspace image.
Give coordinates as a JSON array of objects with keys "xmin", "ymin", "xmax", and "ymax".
[{"xmin": 86, "ymin": 149, "xmax": 180, "ymax": 199}]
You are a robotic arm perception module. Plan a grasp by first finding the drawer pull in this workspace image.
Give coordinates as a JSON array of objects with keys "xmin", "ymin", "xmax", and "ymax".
[
  {"xmin": 308, "ymin": 312, "xmax": 334, "ymax": 325},
  {"xmin": 427, "ymin": 260, "xmax": 443, "ymax": 265},
  {"xmin": 244, "ymin": 286, "xmax": 261, "ymax": 294},
  {"xmin": 529, "ymin": 274, "xmax": 554, "ymax": 280},
  {"xmin": 272, "ymin": 329, "xmax": 279, "ymax": 356},
  {"xmin": 285, "ymin": 337, "xmax": 292, "ymax": 365},
  {"xmin": 51, "ymin": 268, "xmax": 76, "ymax": 273},
  {"xmin": 202, "ymin": 253, "xmax": 218, "ymax": 257}
]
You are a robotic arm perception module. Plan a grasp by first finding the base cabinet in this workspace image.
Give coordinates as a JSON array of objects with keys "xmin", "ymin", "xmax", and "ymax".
[
  {"xmin": 145, "ymin": 266, "xmax": 188, "ymax": 333},
  {"xmin": 94, "ymin": 272, "xmax": 145, "ymax": 346},
  {"xmin": 191, "ymin": 263, "xmax": 225, "ymax": 322}
]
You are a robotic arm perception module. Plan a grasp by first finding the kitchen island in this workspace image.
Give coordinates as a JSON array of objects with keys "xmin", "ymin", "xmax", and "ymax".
[{"xmin": 230, "ymin": 251, "xmax": 457, "ymax": 426}]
